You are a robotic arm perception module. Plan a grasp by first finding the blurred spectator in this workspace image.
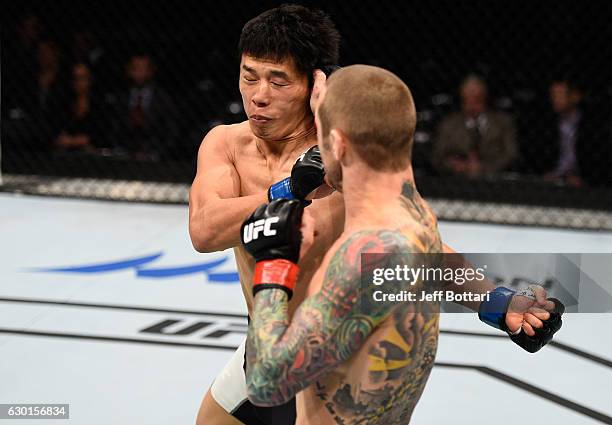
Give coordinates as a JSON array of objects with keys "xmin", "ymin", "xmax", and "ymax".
[
  {"xmin": 432, "ymin": 75, "xmax": 518, "ymax": 178},
  {"xmin": 69, "ymin": 30, "xmax": 109, "ymax": 90},
  {"xmin": 17, "ymin": 14, "xmax": 42, "ymax": 56},
  {"xmin": 20, "ymin": 39, "xmax": 68, "ymax": 147},
  {"xmin": 535, "ymin": 78, "xmax": 610, "ymax": 187},
  {"xmin": 3, "ymin": 14, "xmax": 43, "ymax": 117},
  {"xmin": 110, "ymin": 53, "xmax": 178, "ymax": 160},
  {"xmin": 70, "ymin": 30, "xmax": 104, "ymax": 65},
  {"xmin": 55, "ymin": 63, "xmax": 105, "ymax": 152},
  {"xmin": 36, "ymin": 40, "xmax": 66, "ymax": 112}
]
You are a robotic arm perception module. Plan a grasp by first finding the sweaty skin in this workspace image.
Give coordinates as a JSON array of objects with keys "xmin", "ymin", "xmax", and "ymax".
[
  {"xmin": 189, "ymin": 55, "xmax": 346, "ymax": 318},
  {"xmin": 192, "ymin": 58, "xmax": 554, "ymax": 424},
  {"xmin": 226, "ymin": 122, "xmax": 345, "ymax": 315},
  {"xmin": 192, "ymin": 123, "xmax": 344, "ymax": 425},
  {"xmin": 190, "ymin": 56, "xmax": 345, "ymax": 425},
  {"xmin": 247, "ymin": 181, "xmax": 443, "ymax": 424}
]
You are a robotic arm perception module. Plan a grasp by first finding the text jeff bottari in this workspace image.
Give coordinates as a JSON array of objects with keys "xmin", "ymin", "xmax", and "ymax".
[{"xmin": 373, "ymin": 290, "xmax": 490, "ymax": 303}]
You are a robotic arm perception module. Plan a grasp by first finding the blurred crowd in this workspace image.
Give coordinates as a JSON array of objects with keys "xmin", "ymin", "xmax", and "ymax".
[
  {"xmin": 3, "ymin": 15, "xmax": 180, "ymax": 162},
  {"xmin": 3, "ymin": 14, "xmax": 612, "ymax": 188},
  {"xmin": 429, "ymin": 74, "xmax": 612, "ymax": 188}
]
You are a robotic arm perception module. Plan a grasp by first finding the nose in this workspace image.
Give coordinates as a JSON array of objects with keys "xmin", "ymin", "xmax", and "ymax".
[{"xmin": 251, "ymin": 82, "xmax": 271, "ymax": 108}]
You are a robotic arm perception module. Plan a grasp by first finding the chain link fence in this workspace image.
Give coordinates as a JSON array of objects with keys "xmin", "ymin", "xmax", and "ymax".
[{"xmin": 2, "ymin": 0, "xmax": 612, "ymax": 227}]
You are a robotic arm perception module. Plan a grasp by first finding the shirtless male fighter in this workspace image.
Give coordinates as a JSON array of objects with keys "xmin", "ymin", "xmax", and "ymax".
[
  {"xmin": 240, "ymin": 65, "xmax": 565, "ymax": 424},
  {"xmin": 190, "ymin": 5, "xmax": 564, "ymax": 425},
  {"xmin": 190, "ymin": 5, "xmax": 344, "ymax": 425}
]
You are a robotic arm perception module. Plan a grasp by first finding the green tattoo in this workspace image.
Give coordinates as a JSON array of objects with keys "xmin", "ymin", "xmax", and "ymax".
[{"xmin": 246, "ymin": 183, "xmax": 443, "ymax": 424}]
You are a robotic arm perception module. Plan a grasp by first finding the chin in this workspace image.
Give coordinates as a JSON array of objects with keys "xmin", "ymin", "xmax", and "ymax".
[{"xmin": 249, "ymin": 123, "xmax": 272, "ymax": 139}]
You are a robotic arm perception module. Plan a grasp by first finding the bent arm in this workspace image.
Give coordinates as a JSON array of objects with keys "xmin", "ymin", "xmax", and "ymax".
[{"xmin": 189, "ymin": 126, "xmax": 268, "ymax": 252}]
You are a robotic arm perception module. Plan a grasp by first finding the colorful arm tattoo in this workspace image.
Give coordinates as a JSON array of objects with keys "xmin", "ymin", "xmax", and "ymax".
[{"xmin": 245, "ymin": 229, "xmax": 417, "ymax": 406}]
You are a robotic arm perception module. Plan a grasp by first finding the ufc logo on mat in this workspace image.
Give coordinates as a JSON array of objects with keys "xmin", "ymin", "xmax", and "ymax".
[{"xmin": 243, "ymin": 217, "xmax": 279, "ymax": 242}]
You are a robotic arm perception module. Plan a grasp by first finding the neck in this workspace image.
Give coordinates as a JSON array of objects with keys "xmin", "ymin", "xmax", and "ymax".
[
  {"xmin": 342, "ymin": 163, "xmax": 416, "ymax": 229},
  {"xmin": 256, "ymin": 119, "xmax": 316, "ymax": 159}
]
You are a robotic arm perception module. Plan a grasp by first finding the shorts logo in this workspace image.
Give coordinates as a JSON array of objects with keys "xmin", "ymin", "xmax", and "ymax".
[{"xmin": 243, "ymin": 217, "xmax": 279, "ymax": 243}]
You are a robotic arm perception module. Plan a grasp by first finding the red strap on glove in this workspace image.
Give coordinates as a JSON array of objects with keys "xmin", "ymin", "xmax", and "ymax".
[{"xmin": 253, "ymin": 259, "xmax": 299, "ymax": 300}]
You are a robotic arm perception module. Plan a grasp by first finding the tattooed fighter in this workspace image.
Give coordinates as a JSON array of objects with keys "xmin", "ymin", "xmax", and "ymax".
[
  {"xmin": 192, "ymin": 6, "xmax": 563, "ymax": 425},
  {"xmin": 241, "ymin": 65, "xmax": 565, "ymax": 424},
  {"xmin": 241, "ymin": 65, "xmax": 441, "ymax": 424}
]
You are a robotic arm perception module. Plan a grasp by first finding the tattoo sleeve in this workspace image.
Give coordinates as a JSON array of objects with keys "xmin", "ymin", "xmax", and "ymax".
[{"xmin": 245, "ymin": 230, "xmax": 422, "ymax": 406}]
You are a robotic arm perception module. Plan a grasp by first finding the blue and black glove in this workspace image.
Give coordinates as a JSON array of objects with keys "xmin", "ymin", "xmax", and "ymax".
[
  {"xmin": 479, "ymin": 286, "xmax": 565, "ymax": 353},
  {"xmin": 268, "ymin": 146, "xmax": 325, "ymax": 203}
]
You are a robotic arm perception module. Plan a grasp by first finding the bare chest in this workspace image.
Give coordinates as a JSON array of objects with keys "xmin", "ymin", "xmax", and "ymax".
[{"xmin": 233, "ymin": 146, "xmax": 295, "ymax": 196}]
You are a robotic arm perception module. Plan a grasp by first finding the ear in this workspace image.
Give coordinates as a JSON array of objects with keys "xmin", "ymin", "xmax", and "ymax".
[{"xmin": 330, "ymin": 129, "xmax": 347, "ymax": 163}]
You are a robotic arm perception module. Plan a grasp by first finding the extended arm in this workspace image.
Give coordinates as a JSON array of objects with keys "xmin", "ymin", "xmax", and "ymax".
[
  {"xmin": 441, "ymin": 243, "xmax": 495, "ymax": 311},
  {"xmin": 441, "ymin": 243, "xmax": 564, "ymax": 351}
]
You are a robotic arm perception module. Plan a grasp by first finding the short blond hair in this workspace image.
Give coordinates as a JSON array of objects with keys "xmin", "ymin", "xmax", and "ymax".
[{"xmin": 318, "ymin": 65, "xmax": 416, "ymax": 171}]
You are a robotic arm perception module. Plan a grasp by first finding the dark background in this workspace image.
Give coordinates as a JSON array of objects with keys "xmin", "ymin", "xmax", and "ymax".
[{"xmin": 2, "ymin": 0, "xmax": 612, "ymax": 209}]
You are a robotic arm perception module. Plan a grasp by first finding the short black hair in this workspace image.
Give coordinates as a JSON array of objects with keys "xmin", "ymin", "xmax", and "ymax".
[{"xmin": 238, "ymin": 4, "xmax": 340, "ymax": 78}]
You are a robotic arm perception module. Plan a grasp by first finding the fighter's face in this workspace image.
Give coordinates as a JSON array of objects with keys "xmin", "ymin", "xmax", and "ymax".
[
  {"xmin": 239, "ymin": 55, "xmax": 312, "ymax": 141},
  {"xmin": 315, "ymin": 105, "xmax": 343, "ymax": 192}
]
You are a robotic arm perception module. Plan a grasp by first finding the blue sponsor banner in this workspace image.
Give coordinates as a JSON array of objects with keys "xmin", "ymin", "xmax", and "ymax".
[{"xmin": 28, "ymin": 253, "xmax": 240, "ymax": 284}]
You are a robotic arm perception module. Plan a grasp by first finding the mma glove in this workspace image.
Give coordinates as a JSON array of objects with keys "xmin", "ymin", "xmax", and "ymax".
[
  {"xmin": 478, "ymin": 286, "xmax": 565, "ymax": 353},
  {"xmin": 268, "ymin": 146, "xmax": 325, "ymax": 202},
  {"xmin": 241, "ymin": 199, "xmax": 304, "ymax": 300}
]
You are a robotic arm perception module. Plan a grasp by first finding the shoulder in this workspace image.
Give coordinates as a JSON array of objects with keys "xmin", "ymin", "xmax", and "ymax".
[
  {"xmin": 228, "ymin": 121, "xmax": 256, "ymax": 147},
  {"xmin": 199, "ymin": 121, "xmax": 251, "ymax": 151},
  {"xmin": 327, "ymin": 229, "xmax": 411, "ymax": 274}
]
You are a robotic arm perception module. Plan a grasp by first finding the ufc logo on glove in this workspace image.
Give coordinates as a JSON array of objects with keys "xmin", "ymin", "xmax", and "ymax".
[{"xmin": 242, "ymin": 217, "xmax": 279, "ymax": 242}]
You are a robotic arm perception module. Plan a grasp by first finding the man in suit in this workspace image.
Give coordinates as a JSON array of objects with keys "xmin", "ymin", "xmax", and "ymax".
[
  {"xmin": 542, "ymin": 78, "xmax": 610, "ymax": 187},
  {"xmin": 432, "ymin": 74, "xmax": 518, "ymax": 178},
  {"xmin": 111, "ymin": 53, "xmax": 178, "ymax": 160}
]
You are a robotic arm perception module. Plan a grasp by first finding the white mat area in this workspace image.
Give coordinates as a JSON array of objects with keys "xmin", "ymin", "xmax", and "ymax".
[{"xmin": 1, "ymin": 193, "xmax": 611, "ymax": 424}]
